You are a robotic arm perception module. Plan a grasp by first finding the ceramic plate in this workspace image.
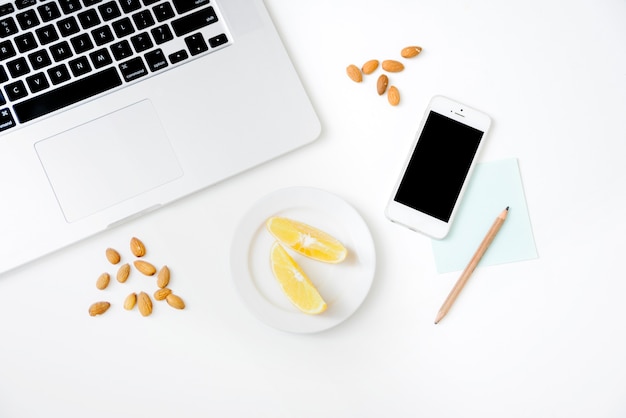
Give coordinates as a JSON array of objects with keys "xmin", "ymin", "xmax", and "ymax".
[{"xmin": 230, "ymin": 187, "xmax": 376, "ymax": 333}]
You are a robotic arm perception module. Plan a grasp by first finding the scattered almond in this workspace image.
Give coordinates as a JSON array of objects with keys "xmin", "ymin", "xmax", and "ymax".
[
  {"xmin": 105, "ymin": 248, "xmax": 120, "ymax": 265},
  {"xmin": 96, "ymin": 272, "xmax": 110, "ymax": 290},
  {"xmin": 166, "ymin": 293, "xmax": 185, "ymax": 310},
  {"xmin": 134, "ymin": 260, "xmax": 156, "ymax": 276},
  {"xmin": 377, "ymin": 74, "xmax": 388, "ymax": 95},
  {"xmin": 361, "ymin": 59, "xmax": 379, "ymax": 75},
  {"xmin": 346, "ymin": 64, "xmax": 362, "ymax": 82},
  {"xmin": 116, "ymin": 263, "xmax": 130, "ymax": 283},
  {"xmin": 130, "ymin": 237, "xmax": 146, "ymax": 257},
  {"xmin": 89, "ymin": 301, "xmax": 110, "ymax": 316},
  {"xmin": 388, "ymin": 86, "xmax": 400, "ymax": 106},
  {"xmin": 157, "ymin": 265, "xmax": 170, "ymax": 288},
  {"xmin": 154, "ymin": 288, "xmax": 172, "ymax": 301},
  {"xmin": 137, "ymin": 292, "xmax": 153, "ymax": 316},
  {"xmin": 124, "ymin": 292, "xmax": 137, "ymax": 310},
  {"xmin": 401, "ymin": 46, "xmax": 422, "ymax": 58},
  {"xmin": 90, "ymin": 238, "xmax": 187, "ymax": 318},
  {"xmin": 382, "ymin": 60, "xmax": 404, "ymax": 72}
]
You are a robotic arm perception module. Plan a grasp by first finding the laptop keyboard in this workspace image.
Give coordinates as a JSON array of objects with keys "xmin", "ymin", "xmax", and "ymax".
[{"xmin": 0, "ymin": 0, "xmax": 231, "ymax": 131}]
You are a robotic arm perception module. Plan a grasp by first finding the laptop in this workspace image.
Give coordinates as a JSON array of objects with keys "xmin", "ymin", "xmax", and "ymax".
[{"xmin": 0, "ymin": 0, "xmax": 321, "ymax": 274}]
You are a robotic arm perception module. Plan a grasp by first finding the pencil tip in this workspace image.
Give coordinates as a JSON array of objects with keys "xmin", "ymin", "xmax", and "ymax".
[{"xmin": 505, "ymin": 206, "xmax": 510, "ymax": 211}]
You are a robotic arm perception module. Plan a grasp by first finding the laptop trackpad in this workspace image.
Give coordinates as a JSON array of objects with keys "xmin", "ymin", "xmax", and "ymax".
[{"xmin": 35, "ymin": 100, "xmax": 183, "ymax": 223}]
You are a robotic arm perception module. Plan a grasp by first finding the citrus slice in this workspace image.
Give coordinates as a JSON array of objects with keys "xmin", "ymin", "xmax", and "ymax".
[
  {"xmin": 266, "ymin": 216, "xmax": 347, "ymax": 263},
  {"xmin": 270, "ymin": 242, "xmax": 327, "ymax": 315}
]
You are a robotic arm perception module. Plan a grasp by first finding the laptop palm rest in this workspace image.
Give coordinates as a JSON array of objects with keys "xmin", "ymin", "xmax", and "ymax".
[{"xmin": 35, "ymin": 100, "xmax": 183, "ymax": 223}]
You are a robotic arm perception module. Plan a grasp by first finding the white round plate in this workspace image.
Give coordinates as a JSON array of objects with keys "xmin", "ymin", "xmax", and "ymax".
[{"xmin": 230, "ymin": 187, "xmax": 376, "ymax": 333}]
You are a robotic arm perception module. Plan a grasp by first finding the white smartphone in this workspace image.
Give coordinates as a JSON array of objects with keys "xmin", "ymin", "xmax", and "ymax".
[{"xmin": 385, "ymin": 95, "xmax": 491, "ymax": 239}]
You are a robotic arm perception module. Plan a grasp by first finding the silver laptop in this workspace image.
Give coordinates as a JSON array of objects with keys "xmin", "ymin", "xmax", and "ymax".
[{"xmin": 0, "ymin": 0, "xmax": 320, "ymax": 274}]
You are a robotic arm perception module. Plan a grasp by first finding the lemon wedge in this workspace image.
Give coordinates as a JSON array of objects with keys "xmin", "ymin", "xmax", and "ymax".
[
  {"xmin": 269, "ymin": 242, "xmax": 327, "ymax": 315},
  {"xmin": 266, "ymin": 217, "xmax": 347, "ymax": 263}
]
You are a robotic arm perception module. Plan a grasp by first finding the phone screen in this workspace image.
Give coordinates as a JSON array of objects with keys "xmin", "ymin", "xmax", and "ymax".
[{"xmin": 394, "ymin": 111, "xmax": 484, "ymax": 222}]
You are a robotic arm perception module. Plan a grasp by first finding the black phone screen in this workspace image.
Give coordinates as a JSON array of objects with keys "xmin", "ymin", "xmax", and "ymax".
[{"xmin": 394, "ymin": 111, "xmax": 484, "ymax": 222}]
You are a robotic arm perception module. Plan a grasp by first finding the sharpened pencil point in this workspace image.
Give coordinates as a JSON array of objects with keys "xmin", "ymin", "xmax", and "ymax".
[{"xmin": 506, "ymin": 206, "xmax": 509, "ymax": 211}]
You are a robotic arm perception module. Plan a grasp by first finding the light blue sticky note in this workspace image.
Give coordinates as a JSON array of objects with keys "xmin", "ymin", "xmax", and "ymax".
[{"xmin": 431, "ymin": 158, "xmax": 538, "ymax": 273}]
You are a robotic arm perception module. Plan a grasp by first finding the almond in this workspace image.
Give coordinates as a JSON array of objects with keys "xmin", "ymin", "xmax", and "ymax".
[
  {"xmin": 96, "ymin": 272, "xmax": 110, "ymax": 290},
  {"xmin": 166, "ymin": 294, "xmax": 185, "ymax": 310},
  {"xmin": 154, "ymin": 288, "xmax": 172, "ymax": 301},
  {"xmin": 116, "ymin": 263, "xmax": 130, "ymax": 283},
  {"xmin": 377, "ymin": 74, "xmax": 388, "ymax": 95},
  {"xmin": 361, "ymin": 59, "xmax": 379, "ymax": 75},
  {"xmin": 137, "ymin": 292, "xmax": 153, "ymax": 316},
  {"xmin": 388, "ymin": 86, "xmax": 400, "ymax": 106},
  {"xmin": 124, "ymin": 293, "xmax": 137, "ymax": 310},
  {"xmin": 157, "ymin": 265, "xmax": 170, "ymax": 288},
  {"xmin": 89, "ymin": 301, "xmax": 110, "ymax": 316},
  {"xmin": 382, "ymin": 60, "xmax": 404, "ymax": 72},
  {"xmin": 105, "ymin": 248, "xmax": 120, "ymax": 265},
  {"xmin": 346, "ymin": 64, "xmax": 362, "ymax": 82},
  {"xmin": 401, "ymin": 46, "xmax": 422, "ymax": 58},
  {"xmin": 134, "ymin": 260, "xmax": 156, "ymax": 276},
  {"xmin": 130, "ymin": 237, "xmax": 146, "ymax": 257}
]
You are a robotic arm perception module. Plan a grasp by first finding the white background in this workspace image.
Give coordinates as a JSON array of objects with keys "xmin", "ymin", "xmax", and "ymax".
[{"xmin": 1, "ymin": 0, "xmax": 625, "ymax": 417}]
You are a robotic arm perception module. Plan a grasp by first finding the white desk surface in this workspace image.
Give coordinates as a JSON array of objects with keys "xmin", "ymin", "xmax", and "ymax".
[{"xmin": 2, "ymin": 1, "xmax": 625, "ymax": 417}]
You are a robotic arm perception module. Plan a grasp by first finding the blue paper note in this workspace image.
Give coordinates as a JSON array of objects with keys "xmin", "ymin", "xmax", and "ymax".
[{"xmin": 431, "ymin": 158, "xmax": 538, "ymax": 273}]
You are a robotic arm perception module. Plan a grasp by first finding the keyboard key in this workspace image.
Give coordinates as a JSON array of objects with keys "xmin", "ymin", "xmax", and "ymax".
[
  {"xmin": 130, "ymin": 32, "xmax": 152, "ymax": 52},
  {"xmin": 50, "ymin": 40, "xmax": 73, "ymax": 61},
  {"xmin": 68, "ymin": 55, "xmax": 91, "ymax": 76},
  {"xmin": 172, "ymin": 0, "xmax": 209, "ymax": 15},
  {"xmin": 57, "ymin": 16, "xmax": 80, "ymax": 37},
  {"xmin": 5, "ymin": 79, "xmax": 28, "ymax": 101},
  {"xmin": 0, "ymin": 3, "xmax": 15, "ymax": 17},
  {"xmin": 91, "ymin": 25, "xmax": 114, "ymax": 45},
  {"xmin": 168, "ymin": 49, "xmax": 187, "ymax": 64},
  {"xmin": 6, "ymin": 56, "xmax": 29, "ymax": 77},
  {"xmin": 35, "ymin": 24, "xmax": 59, "ymax": 45},
  {"xmin": 77, "ymin": 9, "xmax": 100, "ymax": 29},
  {"xmin": 0, "ymin": 17, "xmax": 18, "ymax": 38},
  {"xmin": 0, "ymin": 65, "xmax": 8, "ymax": 82},
  {"xmin": 171, "ymin": 6, "xmax": 217, "ymax": 37},
  {"xmin": 26, "ymin": 72, "xmax": 49, "ymax": 93},
  {"xmin": 119, "ymin": 0, "xmax": 141, "ymax": 13},
  {"xmin": 37, "ymin": 2, "xmax": 61, "ymax": 22},
  {"xmin": 0, "ymin": 107, "xmax": 16, "ymax": 131},
  {"xmin": 59, "ymin": 0, "xmax": 82, "ymax": 15},
  {"xmin": 184, "ymin": 33, "xmax": 206, "ymax": 56},
  {"xmin": 15, "ymin": 0, "xmax": 36, "ymax": 10},
  {"xmin": 15, "ymin": 32, "xmax": 37, "ymax": 53},
  {"xmin": 98, "ymin": 1, "xmax": 121, "ymax": 21},
  {"xmin": 70, "ymin": 33, "xmax": 93, "ymax": 53},
  {"xmin": 28, "ymin": 49, "xmax": 52, "ymax": 69},
  {"xmin": 0, "ymin": 40, "xmax": 15, "ymax": 60},
  {"xmin": 13, "ymin": 67, "xmax": 122, "ymax": 123},
  {"xmin": 47, "ymin": 63, "xmax": 71, "ymax": 84},
  {"xmin": 132, "ymin": 10, "xmax": 154, "ymax": 29},
  {"xmin": 112, "ymin": 16, "xmax": 134, "ymax": 37},
  {"xmin": 144, "ymin": 48, "xmax": 167, "ymax": 72},
  {"xmin": 119, "ymin": 56, "xmax": 146, "ymax": 81},
  {"xmin": 208, "ymin": 33, "xmax": 228, "ymax": 48},
  {"xmin": 88, "ymin": 47, "xmax": 112, "ymax": 68},
  {"xmin": 151, "ymin": 24, "xmax": 172, "ymax": 44},
  {"xmin": 110, "ymin": 39, "xmax": 132, "ymax": 60},
  {"xmin": 152, "ymin": 2, "xmax": 174, "ymax": 22},
  {"xmin": 16, "ymin": 10, "xmax": 40, "ymax": 30}
]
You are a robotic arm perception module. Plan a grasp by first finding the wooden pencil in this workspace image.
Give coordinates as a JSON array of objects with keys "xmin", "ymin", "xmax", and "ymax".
[{"xmin": 434, "ymin": 206, "xmax": 509, "ymax": 324}]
